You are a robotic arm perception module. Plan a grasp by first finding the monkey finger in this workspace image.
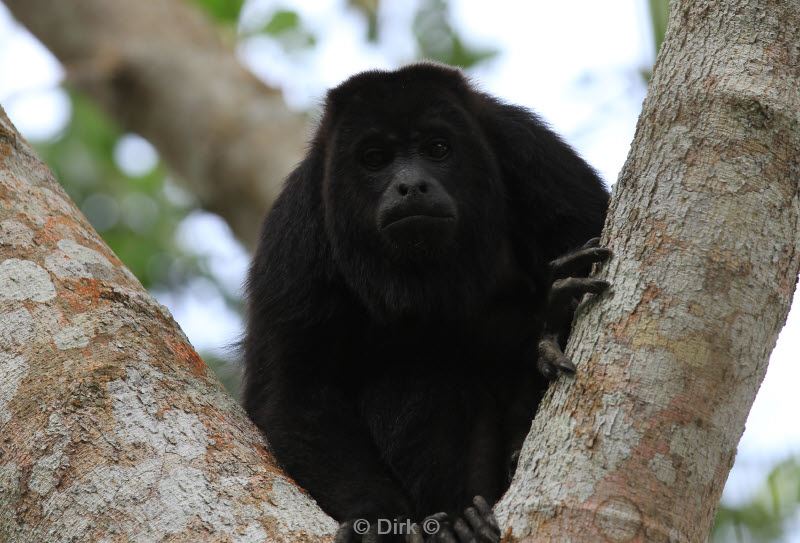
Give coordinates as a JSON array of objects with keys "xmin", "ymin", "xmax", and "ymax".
[
  {"xmin": 537, "ymin": 336, "xmax": 576, "ymax": 379},
  {"xmin": 452, "ymin": 517, "xmax": 476, "ymax": 542},
  {"xmin": 549, "ymin": 277, "xmax": 610, "ymax": 310},
  {"xmin": 463, "ymin": 506, "xmax": 499, "ymax": 542},
  {"xmin": 550, "ymin": 246, "xmax": 612, "ymax": 280},
  {"xmin": 472, "ymin": 496, "xmax": 500, "ymax": 533}
]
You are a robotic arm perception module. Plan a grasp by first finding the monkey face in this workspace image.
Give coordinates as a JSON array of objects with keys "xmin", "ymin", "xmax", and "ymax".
[
  {"xmin": 323, "ymin": 82, "xmax": 503, "ymax": 264},
  {"xmin": 365, "ymin": 134, "xmax": 459, "ymax": 253},
  {"xmin": 313, "ymin": 65, "xmax": 510, "ymax": 318}
]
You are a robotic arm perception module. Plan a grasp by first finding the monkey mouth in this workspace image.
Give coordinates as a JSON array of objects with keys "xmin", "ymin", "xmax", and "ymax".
[
  {"xmin": 378, "ymin": 200, "xmax": 457, "ymax": 232},
  {"xmin": 377, "ymin": 200, "xmax": 458, "ymax": 250},
  {"xmin": 380, "ymin": 214, "xmax": 455, "ymax": 230},
  {"xmin": 379, "ymin": 211, "xmax": 457, "ymax": 252}
]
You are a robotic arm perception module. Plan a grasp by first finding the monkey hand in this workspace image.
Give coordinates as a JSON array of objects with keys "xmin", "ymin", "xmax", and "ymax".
[
  {"xmin": 538, "ymin": 237, "xmax": 611, "ymax": 379},
  {"xmin": 422, "ymin": 496, "xmax": 500, "ymax": 543}
]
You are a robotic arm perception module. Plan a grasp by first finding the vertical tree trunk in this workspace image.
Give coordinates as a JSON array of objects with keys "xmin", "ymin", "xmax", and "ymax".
[
  {"xmin": 496, "ymin": 1, "xmax": 800, "ymax": 541},
  {"xmin": 0, "ymin": 107, "xmax": 335, "ymax": 541}
]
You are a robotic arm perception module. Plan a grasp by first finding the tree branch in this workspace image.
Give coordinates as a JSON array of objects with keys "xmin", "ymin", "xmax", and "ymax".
[
  {"xmin": 496, "ymin": 1, "xmax": 800, "ymax": 540},
  {"xmin": 0, "ymin": 106, "xmax": 334, "ymax": 541}
]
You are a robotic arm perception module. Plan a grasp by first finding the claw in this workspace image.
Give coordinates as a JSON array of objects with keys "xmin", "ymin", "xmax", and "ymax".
[
  {"xmin": 582, "ymin": 237, "xmax": 601, "ymax": 248},
  {"xmin": 560, "ymin": 357, "xmax": 577, "ymax": 372}
]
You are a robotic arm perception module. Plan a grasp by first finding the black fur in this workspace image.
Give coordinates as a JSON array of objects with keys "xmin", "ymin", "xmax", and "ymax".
[{"xmin": 244, "ymin": 63, "xmax": 609, "ymax": 538}]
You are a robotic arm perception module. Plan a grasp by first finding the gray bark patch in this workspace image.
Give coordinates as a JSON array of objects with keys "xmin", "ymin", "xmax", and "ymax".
[
  {"xmin": 0, "ymin": 259, "xmax": 56, "ymax": 302},
  {"xmin": 0, "ymin": 352, "xmax": 29, "ymax": 425}
]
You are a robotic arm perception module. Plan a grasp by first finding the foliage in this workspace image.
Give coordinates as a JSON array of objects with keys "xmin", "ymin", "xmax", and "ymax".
[
  {"xmin": 34, "ymin": 94, "xmax": 200, "ymax": 290},
  {"xmin": 349, "ymin": 0, "xmax": 380, "ymax": 42},
  {"xmin": 648, "ymin": 0, "xmax": 670, "ymax": 55},
  {"xmin": 413, "ymin": 0, "xmax": 497, "ymax": 68},
  {"xmin": 192, "ymin": 0, "xmax": 245, "ymax": 25},
  {"xmin": 641, "ymin": 0, "xmax": 670, "ymax": 82},
  {"xmin": 713, "ymin": 458, "xmax": 800, "ymax": 542},
  {"xmin": 247, "ymin": 9, "xmax": 316, "ymax": 50},
  {"xmin": 261, "ymin": 9, "xmax": 300, "ymax": 35}
]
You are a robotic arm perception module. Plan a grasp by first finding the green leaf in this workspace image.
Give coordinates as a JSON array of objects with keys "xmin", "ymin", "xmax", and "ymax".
[
  {"xmin": 262, "ymin": 10, "xmax": 300, "ymax": 36},
  {"xmin": 413, "ymin": 0, "xmax": 497, "ymax": 69},
  {"xmin": 244, "ymin": 9, "xmax": 316, "ymax": 52},
  {"xmin": 349, "ymin": 0, "xmax": 381, "ymax": 42},
  {"xmin": 648, "ymin": 0, "xmax": 669, "ymax": 55},
  {"xmin": 193, "ymin": 0, "xmax": 245, "ymax": 25},
  {"xmin": 712, "ymin": 458, "xmax": 800, "ymax": 542}
]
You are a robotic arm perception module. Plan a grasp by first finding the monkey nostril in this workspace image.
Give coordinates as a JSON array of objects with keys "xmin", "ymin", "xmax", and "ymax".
[
  {"xmin": 418, "ymin": 182, "xmax": 428, "ymax": 194},
  {"xmin": 398, "ymin": 183, "xmax": 409, "ymax": 196}
]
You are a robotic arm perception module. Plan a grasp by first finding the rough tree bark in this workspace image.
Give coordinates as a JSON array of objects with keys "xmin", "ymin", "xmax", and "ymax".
[
  {"xmin": 2, "ymin": 0, "xmax": 799, "ymax": 542},
  {"xmin": 3, "ymin": 0, "xmax": 307, "ymax": 249},
  {"xmin": 0, "ymin": 107, "xmax": 335, "ymax": 540},
  {"xmin": 495, "ymin": 1, "xmax": 800, "ymax": 541}
]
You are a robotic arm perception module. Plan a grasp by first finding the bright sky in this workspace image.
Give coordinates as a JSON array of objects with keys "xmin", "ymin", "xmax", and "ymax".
[{"xmin": 0, "ymin": 0, "xmax": 798, "ymax": 511}]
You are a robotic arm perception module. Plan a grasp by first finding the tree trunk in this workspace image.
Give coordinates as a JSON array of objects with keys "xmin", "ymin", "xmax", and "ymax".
[
  {"xmin": 4, "ymin": 0, "xmax": 307, "ymax": 249},
  {"xmin": 495, "ymin": 1, "xmax": 800, "ymax": 541},
  {"xmin": 0, "ymin": 107, "xmax": 335, "ymax": 541}
]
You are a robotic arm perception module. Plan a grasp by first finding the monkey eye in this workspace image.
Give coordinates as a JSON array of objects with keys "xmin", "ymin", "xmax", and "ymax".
[
  {"xmin": 361, "ymin": 147, "xmax": 392, "ymax": 169},
  {"xmin": 423, "ymin": 139, "xmax": 450, "ymax": 160}
]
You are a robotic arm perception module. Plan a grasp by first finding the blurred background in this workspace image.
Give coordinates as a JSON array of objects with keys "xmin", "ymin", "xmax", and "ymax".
[{"xmin": 0, "ymin": 0, "xmax": 797, "ymax": 540}]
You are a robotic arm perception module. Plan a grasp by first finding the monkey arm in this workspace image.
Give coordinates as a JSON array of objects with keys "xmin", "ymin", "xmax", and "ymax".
[{"xmin": 249, "ymin": 377, "xmax": 413, "ymax": 524}]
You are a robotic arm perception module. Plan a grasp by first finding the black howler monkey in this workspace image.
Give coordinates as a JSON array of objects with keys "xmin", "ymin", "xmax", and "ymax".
[{"xmin": 244, "ymin": 63, "xmax": 610, "ymax": 543}]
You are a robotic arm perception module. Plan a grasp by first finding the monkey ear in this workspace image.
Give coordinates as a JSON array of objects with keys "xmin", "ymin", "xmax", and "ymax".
[{"xmin": 472, "ymin": 94, "xmax": 609, "ymax": 260}]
